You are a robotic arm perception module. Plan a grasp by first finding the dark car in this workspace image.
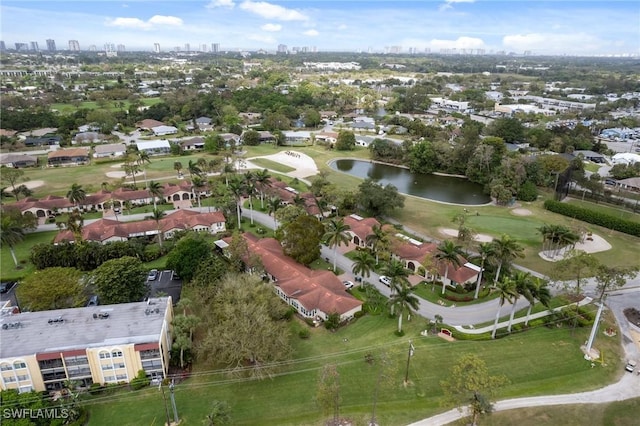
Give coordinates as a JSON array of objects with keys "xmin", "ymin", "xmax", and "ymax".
[{"xmin": 0, "ymin": 281, "xmax": 16, "ymax": 294}]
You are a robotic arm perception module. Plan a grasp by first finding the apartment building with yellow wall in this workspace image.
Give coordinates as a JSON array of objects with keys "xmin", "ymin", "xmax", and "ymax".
[{"xmin": 0, "ymin": 297, "xmax": 173, "ymax": 393}]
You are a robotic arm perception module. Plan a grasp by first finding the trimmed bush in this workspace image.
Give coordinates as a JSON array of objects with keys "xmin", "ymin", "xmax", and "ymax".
[
  {"xmin": 543, "ymin": 199, "xmax": 640, "ymax": 236},
  {"xmin": 298, "ymin": 328, "xmax": 310, "ymax": 339}
]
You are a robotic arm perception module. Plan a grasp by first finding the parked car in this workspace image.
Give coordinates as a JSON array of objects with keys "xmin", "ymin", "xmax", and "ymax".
[
  {"xmin": 342, "ymin": 280, "xmax": 355, "ymax": 290},
  {"xmin": 147, "ymin": 269, "xmax": 159, "ymax": 281},
  {"xmin": 86, "ymin": 295, "xmax": 99, "ymax": 307},
  {"xmin": 0, "ymin": 281, "xmax": 16, "ymax": 294},
  {"xmin": 379, "ymin": 276, "xmax": 392, "ymax": 287},
  {"xmin": 625, "ymin": 360, "xmax": 636, "ymax": 373}
]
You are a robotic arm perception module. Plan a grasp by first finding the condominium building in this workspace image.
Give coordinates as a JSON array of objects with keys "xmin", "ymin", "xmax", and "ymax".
[
  {"xmin": 0, "ymin": 297, "xmax": 173, "ymax": 393},
  {"xmin": 46, "ymin": 39, "xmax": 56, "ymax": 52},
  {"xmin": 68, "ymin": 40, "xmax": 80, "ymax": 51},
  {"xmin": 154, "ymin": 43, "xmax": 161, "ymax": 53}
]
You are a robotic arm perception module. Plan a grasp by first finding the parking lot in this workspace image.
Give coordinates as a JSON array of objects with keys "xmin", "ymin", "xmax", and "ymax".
[{"xmin": 147, "ymin": 269, "xmax": 182, "ymax": 304}]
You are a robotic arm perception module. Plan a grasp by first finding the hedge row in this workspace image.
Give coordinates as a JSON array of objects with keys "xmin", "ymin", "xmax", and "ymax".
[{"xmin": 543, "ymin": 200, "xmax": 640, "ymax": 237}]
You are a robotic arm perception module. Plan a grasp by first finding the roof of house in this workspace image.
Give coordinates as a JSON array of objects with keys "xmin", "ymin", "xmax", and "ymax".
[
  {"xmin": 47, "ymin": 148, "xmax": 90, "ymax": 159},
  {"xmin": 136, "ymin": 119, "xmax": 165, "ymax": 130},
  {"xmin": 11, "ymin": 195, "xmax": 73, "ymax": 212},
  {"xmin": 232, "ymin": 234, "xmax": 362, "ymax": 316},
  {"xmin": 343, "ymin": 214, "xmax": 380, "ymax": 241},
  {"xmin": 0, "ymin": 298, "xmax": 171, "ymax": 359},
  {"xmin": 152, "ymin": 125, "xmax": 178, "ymax": 134},
  {"xmin": 136, "ymin": 140, "xmax": 171, "ymax": 150},
  {"xmin": 94, "ymin": 143, "xmax": 127, "ymax": 154},
  {"xmin": 0, "ymin": 153, "xmax": 37, "ymax": 164}
]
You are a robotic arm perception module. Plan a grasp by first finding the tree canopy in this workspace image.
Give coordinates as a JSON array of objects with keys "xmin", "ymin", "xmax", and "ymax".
[
  {"xmin": 17, "ymin": 267, "xmax": 86, "ymax": 311},
  {"xmin": 93, "ymin": 256, "xmax": 147, "ymax": 304},
  {"xmin": 165, "ymin": 233, "xmax": 213, "ymax": 282},
  {"xmin": 278, "ymin": 214, "xmax": 324, "ymax": 265},
  {"xmin": 357, "ymin": 179, "xmax": 405, "ymax": 218}
]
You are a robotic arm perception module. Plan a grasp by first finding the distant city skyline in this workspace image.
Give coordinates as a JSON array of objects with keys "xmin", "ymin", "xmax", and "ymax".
[{"xmin": 1, "ymin": 1, "xmax": 638, "ymax": 56}]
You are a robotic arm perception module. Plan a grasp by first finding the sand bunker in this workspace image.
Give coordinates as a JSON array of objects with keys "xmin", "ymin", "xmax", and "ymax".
[
  {"xmin": 511, "ymin": 208, "xmax": 533, "ymax": 216},
  {"xmin": 539, "ymin": 233, "xmax": 612, "ymax": 262},
  {"xmin": 439, "ymin": 228, "xmax": 493, "ymax": 243},
  {"xmin": 105, "ymin": 171, "xmax": 127, "ymax": 178},
  {"xmin": 22, "ymin": 180, "xmax": 45, "ymax": 189},
  {"xmin": 245, "ymin": 151, "xmax": 319, "ymax": 179}
]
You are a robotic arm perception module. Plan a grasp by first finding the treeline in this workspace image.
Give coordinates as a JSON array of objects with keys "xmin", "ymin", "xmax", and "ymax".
[{"xmin": 543, "ymin": 199, "xmax": 640, "ymax": 237}]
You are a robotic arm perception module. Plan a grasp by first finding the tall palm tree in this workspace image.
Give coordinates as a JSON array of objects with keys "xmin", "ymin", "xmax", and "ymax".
[
  {"xmin": 228, "ymin": 175, "xmax": 245, "ymax": 230},
  {"xmin": 434, "ymin": 240, "xmax": 465, "ymax": 295},
  {"xmin": 524, "ymin": 278, "xmax": 551, "ymax": 326},
  {"xmin": 254, "ymin": 169, "xmax": 271, "ymax": 209},
  {"xmin": 222, "ymin": 162, "xmax": 235, "ymax": 186},
  {"xmin": 174, "ymin": 161, "xmax": 183, "ymax": 177},
  {"xmin": 192, "ymin": 176, "xmax": 206, "ymax": 209},
  {"xmin": 323, "ymin": 218, "xmax": 351, "ymax": 272},
  {"xmin": 366, "ymin": 224, "xmax": 388, "ymax": 265},
  {"xmin": 66, "ymin": 209, "xmax": 84, "ymax": 243},
  {"xmin": 66, "ymin": 183, "xmax": 86, "ymax": 209},
  {"xmin": 507, "ymin": 271, "xmax": 534, "ymax": 333},
  {"xmin": 351, "ymin": 250, "xmax": 375, "ymax": 281},
  {"xmin": 381, "ymin": 259, "xmax": 410, "ymax": 315},
  {"xmin": 390, "ymin": 283, "xmax": 420, "ymax": 334},
  {"xmin": 267, "ymin": 196, "xmax": 282, "ymax": 228},
  {"xmin": 244, "ymin": 171, "xmax": 257, "ymax": 225},
  {"xmin": 150, "ymin": 208, "xmax": 166, "ymax": 249},
  {"xmin": 0, "ymin": 215, "xmax": 25, "ymax": 267},
  {"xmin": 491, "ymin": 277, "xmax": 518, "ymax": 339},
  {"xmin": 188, "ymin": 160, "xmax": 203, "ymax": 179},
  {"xmin": 490, "ymin": 235, "xmax": 524, "ymax": 284},
  {"xmin": 136, "ymin": 150, "xmax": 150, "ymax": 167},
  {"xmin": 148, "ymin": 180, "xmax": 163, "ymax": 210},
  {"xmin": 474, "ymin": 242, "xmax": 495, "ymax": 299}
]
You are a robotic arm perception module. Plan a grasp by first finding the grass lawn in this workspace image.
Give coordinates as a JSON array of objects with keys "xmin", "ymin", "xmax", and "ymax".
[
  {"xmin": 50, "ymin": 98, "xmax": 162, "ymax": 114},
  {"xmin": 248, "ymin": 157, "xmax": 296, "ymax": 173},
  {"xmin": 412, "ymin": 281, "xmax": 497, "ymax": 306},
  {"xmin": 84, "ymin": 309, "xmax": 623, "ymax": 426},
  {"xmin": 0, "ymin": 231, "xmax": 57, "ymax": 280}
]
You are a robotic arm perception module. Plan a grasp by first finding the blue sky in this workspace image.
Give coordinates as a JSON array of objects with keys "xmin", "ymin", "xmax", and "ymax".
[{"xmin": 1, "ymin": 1, "xmax": 638, "ymax": 55}]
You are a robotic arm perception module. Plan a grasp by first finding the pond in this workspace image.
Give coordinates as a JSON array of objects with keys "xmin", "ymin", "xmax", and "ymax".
[{"xmin": 329, "ymin": 159, "xmax": 491, "ymax": 205}]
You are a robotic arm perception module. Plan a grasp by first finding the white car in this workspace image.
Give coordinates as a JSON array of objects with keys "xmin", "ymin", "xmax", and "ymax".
[
  {"xmin": 147, "ymin": 269, "xmax": 159, "ymax": 281},
  {"xmin": 342, "ymin": 280, "xmax": 355, "ymax": 290},
  {"xmin": 625, "ymin": 360, "xmax": 636, "ymax": 373},
  {"xmin": 379, "ymin": 276, "xmax": 392, "ymax": 287}
]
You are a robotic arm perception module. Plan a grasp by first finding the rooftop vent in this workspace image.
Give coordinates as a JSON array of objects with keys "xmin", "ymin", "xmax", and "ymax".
[
  {"xmin": 1, "ymin": 322, "xmax": 21, "ymax": 330},
  {"xmin": 48, "ymin": 317, "xmax": 64, "ymax": 324},
  {"xmin": 92, "ymin": 312, "xmax": 110, "ymax": 319},
  {"xmin": 144, "ymin": 308, "xmax": 161, "ymax": 315}
]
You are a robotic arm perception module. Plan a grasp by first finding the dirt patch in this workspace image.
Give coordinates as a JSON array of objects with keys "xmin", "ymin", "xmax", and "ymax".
[
  {"xmin": 22, "ymin": 180, "xmax": 45, "ymax": 189},
  {"xmin": 511, "ymin": 208, "xmax": 532, "ymax": 216},
  {"xmin": 439, "ymin": 227, "xmax": 493, "ymax": 243},
  {"xmin": 246, "ymin": 151, "xmax": 318, "ymax": 179},
  {"xmin": 624, "ymin": 307, "xmax": 640, "ymax": 328}
]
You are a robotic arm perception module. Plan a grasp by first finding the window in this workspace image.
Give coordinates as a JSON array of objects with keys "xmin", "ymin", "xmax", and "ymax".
[
  {"xmin": 111, "ymin": 351, "xmax": 123, "ymax": 358},
  {"xmin": 116, "ymin": 374, "xmax": 127, "ymax": 381},
  {"xmin": 103, "ymin": 375, "xmax": 115, "ymax": 383},
  {"xmin": 13, "ymin": 362, "xmax": 26, "ymax": 369},
  {"xmin": 99, "ymin": 352, "xmax": 111, "ymax": 359},
  {"xmin": 0, "ymin": 364, "xmax": 12, "ymax": 371},
  {"xmin": 101, "ymin": 365, "xmax": 113, "ymax": 370},
  {"xmin": 114, "ymin": 363, "xmax": 125, "ymax": 369},
  {"xmin": 5, "ymin": 376, "xmax": 16, "ymax": 382},
  {"xmin": 16, "ymin": 375, "xmax": 28, "ymax": 381}
]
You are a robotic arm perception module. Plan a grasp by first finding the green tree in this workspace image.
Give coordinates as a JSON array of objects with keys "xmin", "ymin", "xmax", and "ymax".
[
  {"xmin": 66, "ymin": 183, "xmax": 86, "ymax": 208},
  {"xmin": 17, "ymin": 267, "xmax": 85, "ymax": 311},
  {"xmin": 351, "ymin": 250, "xmax": 375, "ymax": 280},
  {"xmin": 381, "ymin": 259, "xmax": 410, "ymax": 315},
  {"xmin": 166, "ymin": 233, "xmax": 213, "ymax": 282},
  {"xmin": 491, "ymin": 277, "xmax": 518, "ymax": 339},
  {"xmin": 254, "ymin": 169, "xmax": 271, "ymax": 209},
  {"xmin": 487, "ymin": 117, "xmax": 525, "ymax": 143},
  {"xmin": 174, "ymin": 161, "xmax": 183, "ymax": 176},
  {"xmin": 335, "ymin": 130, "xmax": 356, "ymax": 151},
  {"xmin": 149, "ymin": 208, "xmax": 166, "ymax": 249},
  {"xmin": 490, "ymin": 235, "xmax": 524, "ymax": 284},
  {"xmin": 473, "ymin": 242, "xmax": 495, "ymax": 299},
  {"xmin": 148, "ymin": 180, "xmax": 163, "ymax": 210},
  {"xmin": 390, "ymin": 283, "xmax": 420, "ymax": 333},
  {"xmin": 0, "ymin": 208, "xmax": 36, "ymax": 267},
  {"xmin": 278, "ymin": 214, "xmax": 324, "ymax": 265},
  {"xmin": 1, "ymin": 168, "xmax": 24, "ymax": 198},
  {"xmin": 267, "ymin": 196, "xmax": 282, "ymax": 228},
  {"xmin": 506, "ymin": 271, "xmax": 534, "ymax": 333},
  {"xmin": 323, "ymin": 218, "xmax": 351, "ymax": 272},
  {"xmin": 594, "ymin": 264, "xmax": 637, "ymax": 301},
  {"xmin": 242, "ymin": 129, "xmax": 261, "ymax": 146},
  {"xmin": 316, "ymin": 364, "xmax": 341, "ymax": 424},
  {"xmin": 227, "ymin": 175, "xmax": 245, "ymax": 230},
  {"xmin": 434, "ymin": 240, "xmax": 465, "ymax": 295},
  {"xmin": 198, "ymin": 273, "xmax": 292, "ymax": 379},
  {"xmin": 366, "ymin": 224, "xmax": 390, "ymax": 265},
  {"xmin": 440, "ymin": 354, "xmax": 509, "ymax": 426},
  {"xmin": 524, "ymin": 278, "xmax": 551, "ymax": 326},
  {"xmin": 357, "ymin": 179, "xmax": 405, "ymax": 218},
  {"xmin": 93, "ymin": 256, "xmax": 147, "ymax": 304},
  {"xmin": 204, "ymin": 400, "xmax": 232, "ymax": 425},
  {"xmin": 552, "ymin": 250, "xmax": 599, "ymax": 303}
]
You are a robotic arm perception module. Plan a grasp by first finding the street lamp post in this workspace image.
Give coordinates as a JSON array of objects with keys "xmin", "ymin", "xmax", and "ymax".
[
  {"xmin": 169, "ymin": 380, "xmax": 179, "ymax": 424},
  {"xmin": 585, "ymin": 295, "xmax": 606, "ymax": 358}
]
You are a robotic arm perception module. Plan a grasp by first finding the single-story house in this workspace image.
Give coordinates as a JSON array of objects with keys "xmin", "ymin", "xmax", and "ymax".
[
  {"xmin": 136, "ymin": 140, "xmax": 171, "ymax": 155},
  {"xmin": 343, "ymin": 214, "xmax": 381, "ymax": 248},
  {"xmin": 615, "ymin": 177, "xmax": 640, "ymax": 192},
  {"xmin": 74, "ymin": 132, "xmax": 108, "ymax": 145},
  {"xmin": 24, "ymin": 136, "xmax": 61, "ymax": 147},
  {"xmin": 136, "ymin": 119, "xmax": 165, "ymax": 131},
  {"xmin": 218, "ymin": 133, "xmax": 241, "ymax": 147},
  {"xmin": 93, "ymin": 143, "xmax": 127, "ymax": 158},
  {"xmin": 282, "ymin": 131, "xmax": 313, "ymax": 146},
  {"xmin": 221, "ymin": 233, "xmax": 362, "ymax": 322},
  {"xmin": 195, "ymin": 117, "xmax": 212, "ymax": 126},
  {"xmin": 152, "ymin": 125, "xmax": 178, "ymax": 136},
  {"xmin": 8, "ymin": 195, "xmax": 74, "ymax": 220},
  {"xmin": 47, "ymin": 148, "xmax": 90, "ymax": 167},
  {"xmin": 314, "ymin": 132, "xmax": 338, "ymax": 145},
  {"xmin": 573, "ymin": 150, "xmax": 606, "ymax": 164},
  {"xmin": 179, "ymin": 137, "xmax": 205, "ymax": 151},
  {"xmin": 612, "ymin": 153, "xmax": 640, "ymax": 165},
  {"xmin": 0, "ymin": 154, "xmax": 37, "ymax": 168}
]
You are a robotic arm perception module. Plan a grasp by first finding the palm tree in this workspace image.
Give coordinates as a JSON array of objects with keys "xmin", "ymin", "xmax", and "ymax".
[
  {"xmin": 228, "ymin": 175, "xmax": 245, "ymax": 230},
  {"xmin": 148, "ymin": 181, "xmax": 163, "ymax": 210},
  {"xmin": 192, "ymin": 176, "xmax": 206, "ymax": 209},
  {"xmin": 150, "ymin": 208, "xmax": 166, "ymax": 248},
  {"xmin": 244, "ymin": 171, "xmax": 257, "ymax": 225},
  {"xmin": 123, "ymin": 161, "xmax": 140, "ymax": 188},
  {"xmin": 323, "ymin": 218, "xmax": 351, "ymax": 272},
  {"xmin": 474, "ymin": 242, "xmax": 495, "ymax": 299},
  {"xmin": 174, "ymin": 161, "xmax": 184, "ymax": 177},
  {"xmin": 434, "ymin": 240, "xmax": 465, "ymax": 295},
  {"xmin": 66, "ymin": 183, "xmax": 86, "ymax": 208},
  {"xmin": 0, "ymin": 215, "xmax": 25, "ymax": 267},
  {"xmin": 66, "ymin": 209, "xmax": 84, "ymax": 243},
  {"xmin": 366, "ymin": 224, "xmax": 388, "ymax": 265},
  {"xmin": 267, "ymin": 196, "xmax": 282, "ymax": 228},
  {"xmin": 381, "ymin": 259, "xmax": 410, "ymax": 315},
  {"xmin": 222, "ymin": 162, "xmax": 235, "ymax": 186},
  {"xmin": 254, "ymin": 169, "xmax": 271, "ymax": 208},
  {"xmin": 490, "ymin": 234, "xmax": 524, "ymax": 284},
  {"xmin": 524, "ymin": 278, "xmax": 551, "ymax": 326},
  {"xmin": 188, "ymin": 160, "xmax": 203, "ymax": 179},
  {"xmin": 491, "ymin": 277, "xmax": 518, "ymax": 339},
  {"xmin": 13, "ymin": 185, "xmax": 32, "ymax": 201},
  {"xmin": 507, "ymin": 271, "xmax": 534, "ymax": 333},
  {"xmin": 351, "ymin": 250, "xmax": 375, "ymax": 281},
  {"xmin": 390, "ymin": 283, "xmax": 420, "ymax": 334},
  {"xmin": 137, "ymin": 150, "xmax": 150, "ymax": 167}
]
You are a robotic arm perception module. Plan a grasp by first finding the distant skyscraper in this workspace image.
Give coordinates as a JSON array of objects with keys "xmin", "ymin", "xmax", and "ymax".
[
  {"xmin": 154, "ymin": 43, "xmax": 161, "ymax": 53},
  {"xmin": 0, "ymin": 41, "xmax": 6, "ymax": 51},
  {"xmin": 30, "ymin": 41, "xmax": 39, "ymax": 51},
  {"xmin": 88, "ymin": 45, "xmax": 97, "ymax": 51},
  {"xmin": 117, "ymin": 44, "xmax": 126, "ymax": 52},
  {"xmin": 46, "ymin": 39, "xmax": 56, "ymax": 51},
  {"xmin": 212, "ymin": 43, "xmax": 220, "ymax": 53},
  {"xmin": 184, "ymin": 43, "xmax": 190, "ymax": 52},
  {"xmin": 174, "ymin": 46, "xmax": 181, "ymax": 52},
  {"xmin": 15, "ymin": 43, "xmax": 29, "ymax": 52},
  {"xmin": 68, "ymin": 40, "xmax": 80, "ymax": 51},
  {"xmin": 104, "ymin": 43, "xmax": 115, "ymax": 52},
  {"xmin": 277, "ymin": 44, "xmax": 287, "ymax": 53}
]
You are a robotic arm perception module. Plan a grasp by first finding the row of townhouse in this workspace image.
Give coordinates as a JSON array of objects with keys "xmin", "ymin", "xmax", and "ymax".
[
  {"xmin": 0, "ymin": 298, "xmax": 173, "ymax": 393},
  {"xmin": 53, "ymin": 209, "xmax": 226, "ymax": 245}
]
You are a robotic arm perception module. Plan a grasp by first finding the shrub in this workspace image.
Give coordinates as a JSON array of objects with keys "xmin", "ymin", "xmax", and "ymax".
[
  {"xmin": 130, "ymin": 370, "xmax": 150, "ymax": 390},
  {"xmin": 298, "ymin": 328, "xmax": 310, "ymax": 339},
  {"xmin": 354, "ymin": 310, "xmax": 365, "ymax": 319},
  {"xmin": 88, "ymin": 383, "xmax": 105, "ymax": 395},
  {"xmin": 543, "ymin": 199, "xmax": 640, "ymax": 236},
  {"xmin": 325, "ymin": 312, "xmax": 341, "ymax": 331}
]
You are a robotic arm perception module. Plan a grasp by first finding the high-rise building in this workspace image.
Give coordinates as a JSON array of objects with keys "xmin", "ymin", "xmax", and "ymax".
[
  {"xmin": 184, "ymin": 43, "xmax": 190, "ymax": 52},
  {"xmin": 104, "ymin": 43, "xmax": 115, "ymax": 52},
  {"xmin": 153, "ymin": 43, "xmax": 161, "ymax": 53},
  {"xmin": 0, "ymin": 41, "xmax": 6, "ymax": 51},
  {"xmin": 117, "ymin": 44, "xmax": 126, "ymax": 52},
  {"xmin": 88, "ymin": 45, "xmax": 97, "ymax": 52},
  {"xmin": 277, "ymin": 44, "xmax": 287, "ymax": 53},
  {"xmin": 46, "ymin": 39, "xmax": 56, "ymax": 51},
  {"xmin": 15, "ymin": 43, "xmax": 29, "ymax": 52},
  {"xmin": 211, "ymin": 43, "xmax": 220, "ymax": 53},
  {"xmin": 30, "ymin": 41, "xmax": 39, "ymax": 51},
  {"xmin": 68, "ymin": 40, "xmax": 80, "ymax": 51}
]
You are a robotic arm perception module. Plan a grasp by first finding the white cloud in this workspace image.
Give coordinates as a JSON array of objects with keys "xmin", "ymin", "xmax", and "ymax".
[
  {"xmin": 207, "ymin": 0, "xmax": 236, "ymax": 8},
  {"xmin": 261, "ymin": 23, "xmax": 282, "ymax": 32},
  {"xmin": 106, "ymin": 17, "xmax": 150, "ymax": 29},
  {"xmin": 439, "ymin": 0, "xmax": 474, "ymax": 12},
  {"xmin": 240, "ymin": 1, "xmax": 308, "ymax": 21},
  {"xmin": 148, "ymin": 15, "xmax": 183, "ymax": 26},
  {"xmin": 303, "ymin": 29, "xmax": 319, "ymax": 37},
  {"xmin": 430, "ymin": 36, "xmax": 485, "ymax": 50}
]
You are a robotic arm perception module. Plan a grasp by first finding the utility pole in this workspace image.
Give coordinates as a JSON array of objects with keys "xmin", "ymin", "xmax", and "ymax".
[
  {"xmin": 169, "ymin": 380, "xmax": 179, "ymax": 424},
  {"xmin": 404, "ymin": 340, "xmax": 414, "ymax": 385},
  {"xmin": 585, "ymin": 295, "xmax": 606, "ymax": 358},
  {"xmin": 160, "ymin": 384, "xmax": 172, "ymax": 426}
]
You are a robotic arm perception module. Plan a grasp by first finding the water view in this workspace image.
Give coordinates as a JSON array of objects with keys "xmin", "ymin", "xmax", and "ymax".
[{"xmin": 330, "ymin": 159, "xmax": 492, "ymax": 205}]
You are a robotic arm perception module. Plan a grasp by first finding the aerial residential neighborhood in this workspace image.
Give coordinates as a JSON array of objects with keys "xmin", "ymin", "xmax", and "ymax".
[{"xmin": 1, "ymin": 1, "xmax": 640, "ymax": 425}]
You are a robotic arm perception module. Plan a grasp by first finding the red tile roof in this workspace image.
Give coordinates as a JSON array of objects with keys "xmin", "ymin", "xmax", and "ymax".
[{"xmin": 343, "ymin": 215, "xmax": 381, "ymax": 242}]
